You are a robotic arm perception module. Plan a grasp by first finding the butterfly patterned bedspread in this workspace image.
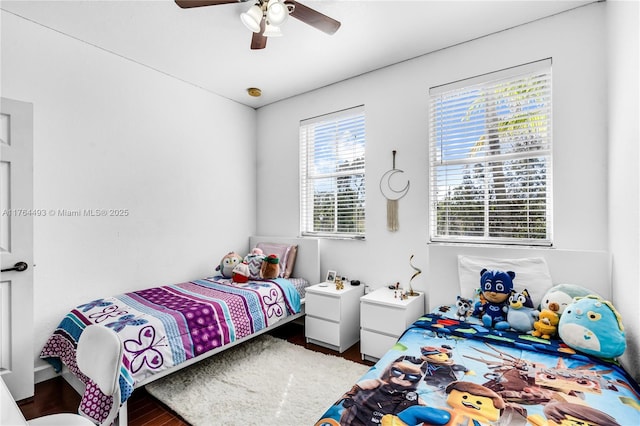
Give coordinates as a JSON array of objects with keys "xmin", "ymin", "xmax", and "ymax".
[
  {"xmin": 316, "ymin": 314, "xmax": 640, "ymax": 426},
  {"xmin": 40, "ymin": 276, "xmax": 301, "ymax": 424}
]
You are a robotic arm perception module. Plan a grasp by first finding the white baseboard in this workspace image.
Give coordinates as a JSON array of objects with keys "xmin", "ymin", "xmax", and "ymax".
[{"xmin": 34, "ymin": 363, "xmax": 58, "ymax": 384}]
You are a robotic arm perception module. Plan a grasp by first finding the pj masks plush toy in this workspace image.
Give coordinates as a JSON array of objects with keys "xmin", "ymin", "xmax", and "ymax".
[
  {"xmin": 473, "ymin": 269, "xmax": 515, "ymax": 330},
  {"xmin": 558, "ymin": 295, "xmax": 626, "ymax": 359}
]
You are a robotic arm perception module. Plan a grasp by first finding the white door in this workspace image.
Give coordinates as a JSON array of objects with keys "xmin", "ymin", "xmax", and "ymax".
[{"xmin": 0, "ymin": 97, "xmax": 34, "ymax": 401}]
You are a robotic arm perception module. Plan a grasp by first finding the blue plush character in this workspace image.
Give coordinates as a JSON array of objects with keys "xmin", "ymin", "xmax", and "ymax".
[
  {"xmin": 558, "ymin": 295, "xmax": 626, "ymax": 359},
  {"xmin": 472, "ymin": 269, "xmax": 515, "ymax": 331},
  {"xmin": 507, "ymin": 289, "xmax": 539, "ymax": 333}
]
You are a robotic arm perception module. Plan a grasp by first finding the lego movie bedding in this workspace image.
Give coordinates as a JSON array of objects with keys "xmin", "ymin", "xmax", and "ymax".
[
  {"xmin": 315, "ymin": 313, "xmax": 640, "ymax": 426},
  {"xmin": 40, "ymin": 276, "xmax": 303, "ymax": 424}
]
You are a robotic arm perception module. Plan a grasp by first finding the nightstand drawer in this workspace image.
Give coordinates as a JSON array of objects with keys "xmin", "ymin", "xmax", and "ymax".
[
  {"xmin": 306, "ymin": 316, "xmax": 340, "ymax": 347},
  {"xmin": 361, "ymin": 303, "xmax": 407, "ymax": 337},
  {"xmin": 305, "ymin": 292, "xmax": 341, "ymax": 322},
  {"xmin": 360, "ymin": 329, "xmax": 397, "ymax": 360}
]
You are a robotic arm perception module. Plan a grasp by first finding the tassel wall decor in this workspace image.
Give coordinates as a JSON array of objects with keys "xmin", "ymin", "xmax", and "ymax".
[{"xmin": 379, "ymin": 150, "xmax": 410, "ymax": 231}]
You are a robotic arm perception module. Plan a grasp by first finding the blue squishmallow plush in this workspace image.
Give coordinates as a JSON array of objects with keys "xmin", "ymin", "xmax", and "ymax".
[{"xmin": 558, "ymin": 295, "xmax": 626, "ymax": 359}]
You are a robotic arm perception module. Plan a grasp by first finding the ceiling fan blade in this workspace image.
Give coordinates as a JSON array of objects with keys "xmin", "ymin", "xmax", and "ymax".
[
  {"xmin": 175, "ymin": 0, "xmax": 241, "ymax": 9},
  {"xmin": 285, "ymin": 0, "xmax": 340, "ymax": 35},
  {"xmin": 251, "ymin": 18, "xmax": 267, "ymax": 50}
]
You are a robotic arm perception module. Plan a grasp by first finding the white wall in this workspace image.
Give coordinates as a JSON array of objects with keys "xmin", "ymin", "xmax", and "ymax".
[
  {"xmin": 257, "ymin": 3, "xmax": 608, "ymax": 289},
  {"xmin": 1, "ymin": 12, "xmax": 258, "ymax": 374},
  {"xmin": 607, "ymin": 0, "xmax": 640, "ymax": 379},
  {"xmin": 3, "ymin": 0, "xmax": 638, "ymax": 383},
  {"xmin": 258, "ymin": 1, "xmax": 640, "ymax": 379}
]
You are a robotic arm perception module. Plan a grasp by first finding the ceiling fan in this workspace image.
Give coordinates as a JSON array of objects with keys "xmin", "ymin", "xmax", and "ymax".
[{"xmin": 175, "ymin": 0, "xmax": 341, "ymax": 50}]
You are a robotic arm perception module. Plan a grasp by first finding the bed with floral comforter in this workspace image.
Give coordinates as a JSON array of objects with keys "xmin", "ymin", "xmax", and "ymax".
[{"xmin": 41, "ymin": 275, "xmax": 303, "ymax": 424}]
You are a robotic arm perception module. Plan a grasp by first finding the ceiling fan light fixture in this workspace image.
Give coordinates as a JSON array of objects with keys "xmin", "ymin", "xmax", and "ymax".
[
  {"xmin": 263, "ymin": 22, "xmax": 283, "ymax": 37},
  {"xmin": 240, "ymin": 4, "xmax": 263, "ymax": 33},
  {"xmin": 266, "ymin": 0, "xmax": 288, "ymax": 26}
]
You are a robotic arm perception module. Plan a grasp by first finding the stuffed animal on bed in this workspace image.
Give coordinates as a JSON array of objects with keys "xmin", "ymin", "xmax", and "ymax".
[
  {"xmin": 232, "ymin": 261, "xmax": 250, "ymax": 283},
  {"xmin": 260, "ymin": 254, "xmax": 280, "ymax": 279},
  {"xmin": 472, "ymin": 269, "xmax": 515, "ymax": 330},
  {"xmin": 245, "ymin": 247, "xmax": 264, "ymax": 258},
  {"xmin": 454, "ymin": 296, "xmax": 474, "ymax": 321},
  {"xmin": 216, "ymin": 252, "xmax": 243, "ymax": 278},
  {"xmin": 539, "ymin": 283, "xmax": 596, "ymax": 317},
  {"xmin": 507, "ymin": 289, "xmax": 539, "ymax": 333},
  {"xmin": 558, "ymin": 295, "xmax": 626, "ymax": 359},
  {"xmin": 243, "ymin": 247, "xmax": 265, "ymax": 279},
  {"xmin": 532, "ymin": 309, "xmax": 559, "ymax": 340}
]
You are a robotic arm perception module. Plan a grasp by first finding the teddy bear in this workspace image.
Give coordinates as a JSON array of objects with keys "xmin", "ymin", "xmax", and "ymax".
[
  {"xmin": 532, "ymin": 309, "xmax": 559, "ymax": 340},
  {"xmin": 472, "ymin": 269, "xmax": 515, "ymax": 330},
  {"xmin": 260, "ymin": 254, "xmax": 280, "ymax": 279},
  {"xmin": 216, "ymin": 252, "xmax": 243, "ymax": 278}
]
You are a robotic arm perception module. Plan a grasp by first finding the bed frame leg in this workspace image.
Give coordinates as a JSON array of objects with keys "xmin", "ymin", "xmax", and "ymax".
[{"xmin": 114, "ymin": 401, "xmax": 128, "ymax": 426}]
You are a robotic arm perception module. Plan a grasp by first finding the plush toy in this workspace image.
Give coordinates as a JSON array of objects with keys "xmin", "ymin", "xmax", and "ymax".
[
  {"xmin": 216, "ymin": 252, "xmax": 243, "ymax": 278},
  {"xmin": 243, "ymin": 247, "xmax": 265, "ymax": 279},
  {"xmin": 260, "ymin": 254, "xmax": 280, "ymax": 279},
  {"xmin": 532, "ymin": 309, "xmax": 559, "ymax": 340},
  {"xmin": 539, "ymin": 283, "xmax": 596, "ymax": 316},
  {"xmin": 507, "ymin": 289, "xmax": 539, "ymax": 333},
  {"xmin": 472, "ymin": 269, "xmax": 515, "ymax": 330},
  {"xmin": 455, "ymin": 296, "xmax": 474, "ymax": 321},
  {"xmin": 244, "ymin": 247, "xmax": 264, "ymax": 260},
  {"xmin": 558, "ymin": 295, "xmax": 626, "ymax": 359},
  {"xmin": 232, "ymin": 261, "xmax": 250, "ymax": 284}
]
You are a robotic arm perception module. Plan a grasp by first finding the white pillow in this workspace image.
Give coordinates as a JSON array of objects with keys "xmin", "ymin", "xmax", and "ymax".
[{"xmin": 457, "ymin": 255, "xmax": 553, "ymax": 307}]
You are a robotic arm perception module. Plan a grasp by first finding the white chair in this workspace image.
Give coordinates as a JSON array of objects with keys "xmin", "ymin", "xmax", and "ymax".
[{"xmin": 28, "ymin": 325, "xmax": 123, "ymax": 426}]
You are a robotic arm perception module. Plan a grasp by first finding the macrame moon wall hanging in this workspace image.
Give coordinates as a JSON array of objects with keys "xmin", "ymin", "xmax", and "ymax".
[{"xmin": 379, "ymin": 150, "xmax": 410, "ymax": 232}]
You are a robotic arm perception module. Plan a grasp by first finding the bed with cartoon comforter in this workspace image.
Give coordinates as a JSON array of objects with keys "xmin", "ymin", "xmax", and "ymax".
[{"xmin": 315, "ymin": 313, "xmax": 640, "ymax": 426}]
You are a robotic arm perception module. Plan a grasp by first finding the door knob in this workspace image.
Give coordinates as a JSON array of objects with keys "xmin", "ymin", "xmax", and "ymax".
[{"xmin": 1, "ymin": 262, "xmax": 28, "ymax": 272}]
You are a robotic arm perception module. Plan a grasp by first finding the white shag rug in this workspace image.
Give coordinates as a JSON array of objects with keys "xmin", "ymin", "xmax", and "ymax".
[{"xmin": 145, "ymin": 334, "xmax": 370, "ymax": 425}]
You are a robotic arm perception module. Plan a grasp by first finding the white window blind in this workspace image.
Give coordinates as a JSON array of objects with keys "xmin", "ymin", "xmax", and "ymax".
[
  {"xmin": 429, "ymin": 59, "xmax": 553, "ymax": 245},
  {"xmin": 300, "ymin": 106, "xmax": 366, "ymax": 238}
]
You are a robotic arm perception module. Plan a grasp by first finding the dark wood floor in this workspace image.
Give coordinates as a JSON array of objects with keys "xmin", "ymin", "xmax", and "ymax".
[{"xmin": 18, "ymin": 321, "xmax": 373, "ymax": 426}]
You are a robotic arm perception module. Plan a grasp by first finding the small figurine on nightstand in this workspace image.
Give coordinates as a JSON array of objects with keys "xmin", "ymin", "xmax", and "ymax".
[
  {"xmin": 394, "ymin": 289, "xmax": 409, "ymax": 300},
  {"xmin": 335, "ymin": 276, "xmax": 344, "ymax": 290}
]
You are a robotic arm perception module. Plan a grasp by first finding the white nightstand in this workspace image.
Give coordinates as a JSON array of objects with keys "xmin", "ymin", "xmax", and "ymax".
[
  {"xmin": 360, "ymin": 287, "xmax": 425, "ymax": 361},
  {"xmin": 305, "ymin": 283, "xmax": 364, "ymax": 353}
]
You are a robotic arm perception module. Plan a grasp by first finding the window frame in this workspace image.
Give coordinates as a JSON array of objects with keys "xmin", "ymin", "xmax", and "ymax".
[
  {"xmin": 428, "ymin": 59, "xmax": 553, "ymax": 246},
  {"xmin": 299, "ymin": 105, "xmax": 366, "ymax": 239}
]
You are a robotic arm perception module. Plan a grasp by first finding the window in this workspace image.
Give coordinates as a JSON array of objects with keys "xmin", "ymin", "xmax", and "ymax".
[
  {"xmin": 300, "ymin": 106, "xmax": 366, "ymax": 238},
  {"xmin": 429, "ymin": 59, "xmax": 552, "ymax": 245}
]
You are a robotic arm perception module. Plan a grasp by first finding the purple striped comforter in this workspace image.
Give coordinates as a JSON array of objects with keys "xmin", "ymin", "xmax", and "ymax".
[{"xmin": 40, "ymin": 276, "xmax": 302, "ymax": 424}]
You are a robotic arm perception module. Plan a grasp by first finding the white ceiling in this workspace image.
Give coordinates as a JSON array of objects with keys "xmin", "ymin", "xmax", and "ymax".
[{"xmin": 2, "ymin": 0, "xmax": 594, "ymax": 108}]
